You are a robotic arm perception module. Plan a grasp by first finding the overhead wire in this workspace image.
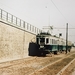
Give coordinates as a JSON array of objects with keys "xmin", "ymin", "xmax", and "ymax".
[
  {"xmin": 54, "ymin": 27, "xmax": 75, "ymax": 29},
  {"xmin": 50, "ymin": 0, "xmax": 75, "ymax": 39},
  {"xmin": 50, "ymin": 0, "xmax": 75, "ymax": 28},
  {"xmin": 0, "ymin": 1, "xmax": 75, "ymax": 30},
  {"xmin": 50, "ymin": 0, "xmax": 68, "ymax": 22}
]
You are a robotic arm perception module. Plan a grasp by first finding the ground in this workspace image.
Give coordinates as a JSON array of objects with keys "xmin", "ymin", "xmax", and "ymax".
[{"xmin": 0, "ymin": 47, "xmax": 75, "ymax": 75}]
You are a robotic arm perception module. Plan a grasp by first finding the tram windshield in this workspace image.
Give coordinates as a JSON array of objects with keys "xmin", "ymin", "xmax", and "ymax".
[{"xmin": 40, "ymin": 38, "xmax": 45, "ymax": 43}]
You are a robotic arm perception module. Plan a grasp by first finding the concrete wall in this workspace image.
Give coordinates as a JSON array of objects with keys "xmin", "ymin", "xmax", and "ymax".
[{"xmin": 0, "ymin": 21, "xmax": 36, "ymax": 62}]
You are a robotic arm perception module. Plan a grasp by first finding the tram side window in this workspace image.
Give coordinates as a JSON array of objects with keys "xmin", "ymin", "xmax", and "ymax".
[
  {"xmin": 53, "ymin": 39, "xmax": 55, "ymax": 44},
  {"xmin": 50, "ymin": 39, "xmax": 52, "ymax": 44},
  {"xmin": 36, "ymin": 38, "xmax": 39, "ymax": 44},
  {"xmin": 46, "ymin": 38, "xmax": 49, "ymax": 44},
  {"xmin": 52, "ymin": 39, "xmax": 53, "ymax": 44},
  {"xmin": 54, "ymin": 40, "xmax": 55, "ymax": 44}
]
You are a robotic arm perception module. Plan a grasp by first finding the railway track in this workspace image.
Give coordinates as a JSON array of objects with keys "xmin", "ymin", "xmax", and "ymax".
[
  {"xmin": 29, "ymin": 52, "xmax": 75, "ymax": 75},
  {"xmin": 57, "ymin": 58, "xmax": 75, "ymax": 75},
  {"xmin": 0, "ymin": 48, "xmax": 75, "ymax": 75}
]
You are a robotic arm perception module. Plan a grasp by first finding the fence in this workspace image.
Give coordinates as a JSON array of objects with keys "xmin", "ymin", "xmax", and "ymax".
[{"xmin": 0, "ymin": 8, "xmax": 42, "ymax": 34}]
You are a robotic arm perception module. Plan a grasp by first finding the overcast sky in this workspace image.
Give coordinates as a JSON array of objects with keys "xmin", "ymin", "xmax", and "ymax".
[{"xmin": 0, "ymin": 0, "xmax": 75, "ymax": 43}]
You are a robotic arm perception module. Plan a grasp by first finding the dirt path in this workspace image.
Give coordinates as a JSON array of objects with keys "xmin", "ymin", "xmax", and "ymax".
[
  {"xmin": 0, "ymin": 47, "xmax": 75, "ymax": 75},
  {"xmin": 61, "ymin": 58, "xmax": 75, "ymax": 75},
  {"xmin": 0, "ymin": 55, "xmax": 62, "ymax": 75},
  {"xmin": 30, "ymin": 54, "xmax": 75, "ymax": 75}
]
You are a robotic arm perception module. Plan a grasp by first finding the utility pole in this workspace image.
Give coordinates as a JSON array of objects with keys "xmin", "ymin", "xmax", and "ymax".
[{"xmin": 66, "ymin": 23, "xmax": 68, "ymax": 54}]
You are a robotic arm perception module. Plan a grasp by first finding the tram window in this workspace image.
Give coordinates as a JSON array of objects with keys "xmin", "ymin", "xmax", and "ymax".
[
  {"xmin": 52, "ymin": 39, "xmax": 53, "ymax": 44},
  {"xmin": 55, "ymin": 40, "xmax": 56, "ymax": 44},
  {"xmin": 36, "ymin": 38, "xmax": 39, "ymax": 44},
  {"xmin": 40, "ymin": 38, "xmax": 45, "ymax": 42},
  {"xmin": 46, "ymin": 38, "xmax": 49, "ymax": 43},
  {"xmin": 50, "ymin": 39, "xmax": 51, "ymax": 43},
  {"xmin": 51, "ymin": 39, "xmax": 52, "ymax": 44},
  {"xmin": 53, "ymin": 39, "xmax": 55, "ymax": 44}
]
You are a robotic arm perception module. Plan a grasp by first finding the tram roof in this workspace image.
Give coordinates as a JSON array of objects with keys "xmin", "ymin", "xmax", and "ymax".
[{"xmin": 37, "ymin": 32, "xmax": 59, "ymax": 38}]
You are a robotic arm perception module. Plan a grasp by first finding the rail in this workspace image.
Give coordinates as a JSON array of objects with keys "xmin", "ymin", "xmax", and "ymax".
[{"xmin": 0, "ymin": 8, "xmax": 41, "ymax": 34}]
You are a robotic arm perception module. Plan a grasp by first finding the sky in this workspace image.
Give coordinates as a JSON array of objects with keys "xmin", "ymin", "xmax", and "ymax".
[{"xmin": 0, "ymin": 0, "xmax": 75, "ymax": 43}]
